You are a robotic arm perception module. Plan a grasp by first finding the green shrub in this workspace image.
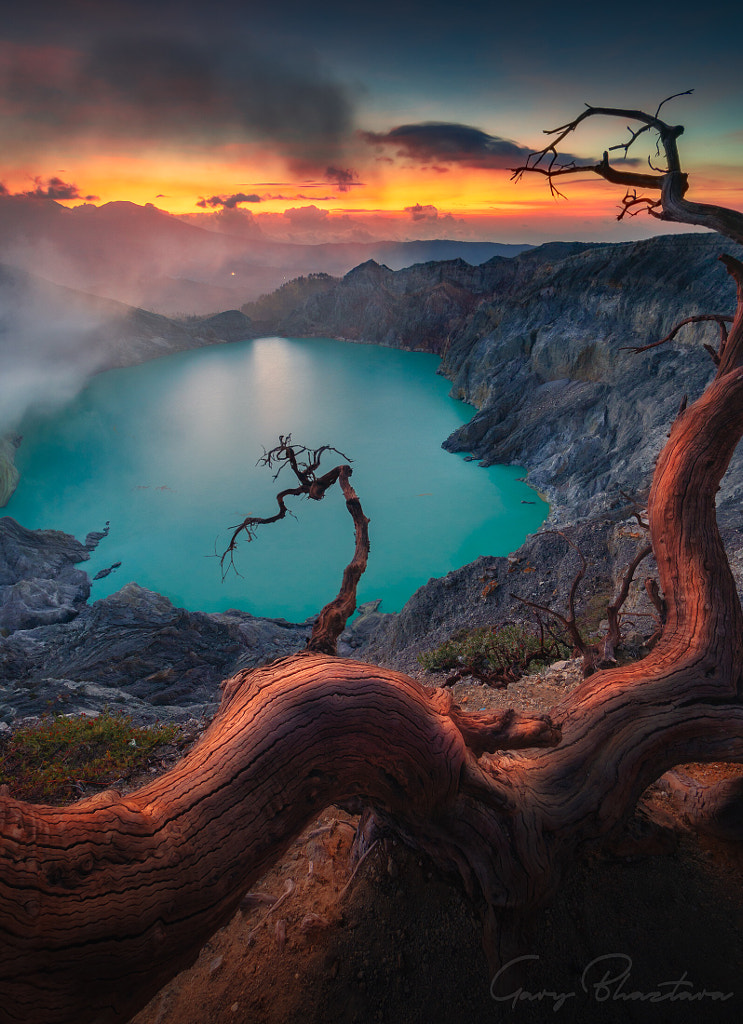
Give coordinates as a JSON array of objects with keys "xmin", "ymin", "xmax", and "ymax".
[
  {"xmin": 0, "ymin": 711, "xmax": 180, "ymax": 805},
  {"xmin": 417, "ymin": 623, "xmax": 571, "ymax": 685}
]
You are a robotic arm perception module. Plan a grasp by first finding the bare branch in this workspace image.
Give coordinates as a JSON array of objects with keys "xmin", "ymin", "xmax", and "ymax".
[
  {"xmin": 619, "ymin": 256, "xmax": 743, "ymax": 379},
  {"xmin": 715, "ymin": 254, "xmax": 743, "ymax": 376},
  {"xmin": 618, "ymin": 489, "xmax": 650, "ymax": 529},
  {"xmin": 219, "ymin": 485, "xmax": 306, "ymax": 577},
  {"xmin": 257, "ymin": 434, "xmax": 350, "ymax": 485},
  {"xmin": 433, "ymin": 615, "xmax": 571, "ymax": 690},
  {"xmin": 510, "ymin": 94, "xmax": 690, "ymax": 190},
  {"xmin": 620, "ymin": 314, "xmax": 734, "ymax": 356},
  {"xmin": 306, "ymin": 465, "xmax": 370, "ymax": 655},
  {"xmin": 512, "ymin": 92, "xmax": 743, "ymax": 244},
  {"xmin": 219, "ymin": 436, "xmax": 351, "ymax": 576},
  {"xmin": 603, "ymin": 544, "xmax": 653, "ymax": 663},
  {"xmin": 617, "ymin": 189, "xmax": 663, "ymax": 221},
  {"xmin": 654, "ymin": 89, "xmax": 696, "ymax": 118},
  {"xmin": 644, "ymin": 577, "xmax": 667, "ymax": 622},
  {"xmin": 510, "ymin": 530, "xmax": 590, "ymax": 667},
  {"xmin": 218, "ymin": 437, "xmax": 371, "ymax": 654}
]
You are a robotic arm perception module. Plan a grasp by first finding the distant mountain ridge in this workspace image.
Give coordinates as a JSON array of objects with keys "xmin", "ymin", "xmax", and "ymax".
[{"xmin": 0, "ymin": 196, "xmax": 530, "ymax": 315}]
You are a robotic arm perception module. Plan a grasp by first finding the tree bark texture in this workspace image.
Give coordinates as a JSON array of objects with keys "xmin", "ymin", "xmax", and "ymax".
[
  {"xmin": 0, "ymin": 659, "xmax": 558, "ymax": 1024},
  {"xmin": 4, "ymin": 113, "xmax": 743, "ymax": 1023}
]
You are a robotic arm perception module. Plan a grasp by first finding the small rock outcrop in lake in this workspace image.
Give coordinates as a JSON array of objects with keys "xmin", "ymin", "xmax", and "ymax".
[{"xmin": 93, "ymin": 561, "xmax": 121, "ymax": 581}]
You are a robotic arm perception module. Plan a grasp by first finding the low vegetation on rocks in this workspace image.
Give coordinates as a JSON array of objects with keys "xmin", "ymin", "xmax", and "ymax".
[
  {"xmin": 0, "ymin": 711, "xmax": 181, "ymax": 804},
  {"xmin": 417, "ymin": 621, "xmax": 571, "ymax": 686}
]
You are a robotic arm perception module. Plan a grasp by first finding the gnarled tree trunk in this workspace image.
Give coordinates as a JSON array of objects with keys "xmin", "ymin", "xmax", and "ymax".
[
  {"xmin": 3, "ymin": 100, "xmax": 743, "ymax": 1024},
  {"xmin": 0, "ymin": 660, "xmax": 559, "ymax": 1024}
]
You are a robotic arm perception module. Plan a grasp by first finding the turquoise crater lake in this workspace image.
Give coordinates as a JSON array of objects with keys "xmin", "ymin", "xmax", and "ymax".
[{"xmin": 7, "ymin": 336, "xmax": 548, "ymax": 620}]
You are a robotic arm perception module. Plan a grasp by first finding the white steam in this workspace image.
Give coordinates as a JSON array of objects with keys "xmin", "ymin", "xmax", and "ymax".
[{"xmin": 0, "ymin": 268, "xmax": 114, "ymax": 434}]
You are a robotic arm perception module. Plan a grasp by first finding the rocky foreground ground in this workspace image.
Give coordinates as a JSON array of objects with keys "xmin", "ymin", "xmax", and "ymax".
[{"xmin": 3, "ymin": 501, "xmax": 743, "ymax": 731}]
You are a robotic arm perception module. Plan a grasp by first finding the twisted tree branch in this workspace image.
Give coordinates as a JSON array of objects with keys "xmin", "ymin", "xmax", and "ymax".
[
  {"xmin": 512, "ymin": 92, "xmax": 743, "ymax": 244},
  {"xmin": 219, "ymin": 437, "xmax": 370, "ymax": 654}
]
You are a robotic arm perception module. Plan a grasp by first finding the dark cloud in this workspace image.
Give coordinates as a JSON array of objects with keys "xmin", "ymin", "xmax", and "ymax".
[
  {"xmin": 324, "ymin": 166, "xmax": 359, "ymax": 192},
  {"xmin": 403, "ymin": 203, "xmax": 464, "ymax": 229},
  {"xmin": 196, "ymin": 192, "xmax": 262, "ymax": 209},
  {"xmin": 405, "ymin": 203, "xmax": 439, "ymax": 221},
  {"xmin": 363, "ymin": 122, "xmax": 563, "ymax": 169},
  {"xmin": 1, "ymin": 33, "xmax": 355, "ymax": 171},
  {"xmin": 282, "ymin": 205, "xmax": 329, "ymax": 226},
  {"xmin": 261, "ymin": 193, "xmax": 335, "ymax": 201},
  {"xmin": 185, "ymin": 206, "xmax": 264, "ymax": 238},
  {"xmin": 0, "ymin": 176, "xmax": 98, "ymax": 201}
]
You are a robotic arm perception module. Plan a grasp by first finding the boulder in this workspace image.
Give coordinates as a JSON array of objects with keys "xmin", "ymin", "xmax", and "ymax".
[{"xmin": 0, "ymin": 517, "xmax": 92, "ymax": 631}]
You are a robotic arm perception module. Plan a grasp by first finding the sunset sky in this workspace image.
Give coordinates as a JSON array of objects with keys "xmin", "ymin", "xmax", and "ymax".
[{"xmin": 2, "ymin": 0, "xmax": 742, "ymax": 244}]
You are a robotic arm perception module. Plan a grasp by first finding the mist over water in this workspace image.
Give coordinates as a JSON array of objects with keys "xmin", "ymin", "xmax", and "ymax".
[
  {"xmin": 0, "ymin": 267, "xmax": 113, "ymax": 434},
  {"xmin": 6, "ymin": 336, "xmax": 548, "ymax": 619}
]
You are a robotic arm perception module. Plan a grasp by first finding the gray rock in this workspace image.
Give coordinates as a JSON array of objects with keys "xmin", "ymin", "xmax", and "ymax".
[
  {"xmin": 0, "ymin": 577, "xmax": 89, "ymax": 632},
  {"xmin": 93, "ymin": 561, "xmax": 121, "ymax": 581},
  {"xmin": 0, "ymin": 580, "xmax": 311, "ymax": 724},
  {"xmin": 195, "ymin": 309, "xmax": 254, "ymax": 343},
  {"xmin": 261, "ymin": 233, "xmax": 743, "ymax": 522},
  {"xmin": 357, "ymin": 513, "xmax": 743, "ymax": 678},
  {"xmin": 439, "ymin": 234, "xmax": 743, "ymax": 521},
  {"xmin": 338, "ymin": 600, "xmax": 394, "ymax": 657},
  {"xmin": 85, "ymin": 524, "xmax": 110, "ymax": 550},
  {"xmin": 0, "ymin": 517, "xmax": 92, "ymax": 630}
]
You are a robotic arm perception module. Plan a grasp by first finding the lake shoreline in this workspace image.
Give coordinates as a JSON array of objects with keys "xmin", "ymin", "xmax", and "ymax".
[{"xmin": 4, "ymin": 335, "xmax": 548, "ymax": 620}]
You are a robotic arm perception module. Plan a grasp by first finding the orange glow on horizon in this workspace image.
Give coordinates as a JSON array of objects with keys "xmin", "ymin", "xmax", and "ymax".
[{"xmin": 4, "ymin": 145, "xmax": 739, "ymax": 242}]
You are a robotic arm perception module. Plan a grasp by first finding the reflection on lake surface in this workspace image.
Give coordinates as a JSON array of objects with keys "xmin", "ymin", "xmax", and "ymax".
[{"xmin": 7, "ymin": 336, "xmax": 548, "ymax": 619}]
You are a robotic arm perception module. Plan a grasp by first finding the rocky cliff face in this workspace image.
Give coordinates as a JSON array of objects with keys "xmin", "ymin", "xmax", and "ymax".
[
  {"xmin": 0, "ymin": 582, "xmax": 311, "ymax": 726},
  {"xmin": 265, "ymin": 233, "xmax": 743, "ymax": 522},
  {"xmin": 4, "ymin": 232, "xmax": 743, "ymax": 723},
  {"xmin": 440, "ymin": 233, "xmax": 743, "ymax": 521},
  {"xmin": 0, "ymin": 517, "xmax": 95, "ymax": 632},
  {"xmin": 276, "ymin": 256, "xmax": 502, "ymax": 351},
  {"xmin": 0, "ymin": 518, "xmax": 311, "ymax": 724}
]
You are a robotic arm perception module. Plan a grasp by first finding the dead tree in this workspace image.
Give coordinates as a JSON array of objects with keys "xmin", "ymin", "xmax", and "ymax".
[
  {"xmin": 3, "ymin": 98, "xmax": 743, "ymax": 1024},
  {"xmin": 220, "ymin": 436, "xmax": 370, "ymax": 655},
  {"xmin": 514, "ymin": 527, "xmax": 655, "ymax": 674}
]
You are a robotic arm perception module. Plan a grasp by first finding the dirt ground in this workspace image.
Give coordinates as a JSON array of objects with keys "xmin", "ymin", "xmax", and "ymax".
[{"xmin": 131, "ymin": 666, "xmax": 743, "ymax": 1024}]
